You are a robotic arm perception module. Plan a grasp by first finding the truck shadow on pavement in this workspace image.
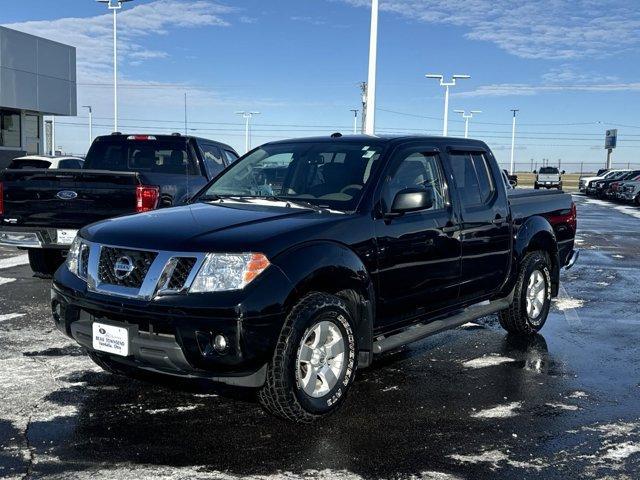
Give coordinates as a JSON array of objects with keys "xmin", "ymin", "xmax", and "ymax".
[{"xmin": 15, "ymin": 326, "xmax": 587, "ymax": 479}]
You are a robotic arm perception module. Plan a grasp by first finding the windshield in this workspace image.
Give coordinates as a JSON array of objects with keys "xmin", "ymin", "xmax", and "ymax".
[
  {"xmin": 198, "ymin": 141, "xmax": 385, "ymax": 210},
  {"xmin": 539, "ymin": 167, "xmax": 559, "ymax": 174}
]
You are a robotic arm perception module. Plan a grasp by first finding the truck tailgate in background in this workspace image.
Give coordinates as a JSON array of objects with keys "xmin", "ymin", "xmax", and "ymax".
[{"xmin": 1, "ymin": 169, "xmax": 140, "ymax": 229}]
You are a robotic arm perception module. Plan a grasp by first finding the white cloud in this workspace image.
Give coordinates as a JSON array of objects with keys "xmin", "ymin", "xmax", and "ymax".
[
  {"xmin": 456, "ymin": 82, "xmax": 640, "ymax": 98},
  {"xmin": 3, "ymin": 0, "xmax": 236, "ymax": 77},
  {"xmin": 339, "ymin": 0, "xmax": 640, "ymax": 60}
]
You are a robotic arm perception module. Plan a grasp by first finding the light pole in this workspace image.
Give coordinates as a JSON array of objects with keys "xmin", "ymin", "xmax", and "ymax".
[
  {"xmin": 236, "ymin": 111, "xmax": 260, "ymax": 153},
  {"xmin": 364, "ymin": 0, "xmax": 378, "ymax": 135},
  {"xmin": 82, "ymin": 105, "xmax": 93, "ymax": 150},
  {"xmin": 97, "ymin": 0, "xmax": 134, "ymax": 132},
  {"xmin": 509, "ymin": 108, "xmax": 519, "ymax": 174},
  {"xmin": 350, "ymin": 109, "xmax": 359, "ymax": 134},
  {"xmin": 453, "ymin": 109, "xmax": 481, "ymax": 138},
  {"xmin": 426, "ymin": 74, "xmax": 471, "ymax": 136}
]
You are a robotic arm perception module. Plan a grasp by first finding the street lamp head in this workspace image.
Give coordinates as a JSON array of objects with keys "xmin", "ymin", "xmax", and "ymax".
[
  {"xmin": 470, "ymin": 110, "xmax": 482, "ymax": 114},
  {"xmin": 97, "ymin": 0, "xmax": 133, "ymax": 9},
  {"xmin": 425, "ymin": 74, "xmax": 443, "ymax": 80},
  {"xmin": 453, "ymin": 109, "xmax": 465, "ymax": 114},
  {"xmin": 452, "ymin": 74, "xmax": 471, "ymax": 80}
]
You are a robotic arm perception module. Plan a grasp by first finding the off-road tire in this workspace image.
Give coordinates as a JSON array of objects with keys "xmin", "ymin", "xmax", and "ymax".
[
  {"xmin": 86, "ymin": 350, "xmax": 128, "ymax": 376},
  {"xmin": 28, "ymin": 249, "xmax": 65, "ymax": 278},
  {"xmin": 499, "ymin": 251, "xmax": 552, "ymax": 335},
  {"xmin": 258, "ymin": 292, "xmax": 357, "ymax": 423}
]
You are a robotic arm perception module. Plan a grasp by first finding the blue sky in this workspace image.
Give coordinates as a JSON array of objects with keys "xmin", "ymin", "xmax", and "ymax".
[{"xmin": 3, "ymin": 0, "xmax": 640, "ymax": 171}]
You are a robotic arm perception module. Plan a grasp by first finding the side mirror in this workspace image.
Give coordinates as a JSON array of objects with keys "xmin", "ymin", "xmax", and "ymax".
[
  {"xmin": 561, "ymin": 170, "xmax": 566, "ymax": 175},
  {"xmin": 533, "ymin": 170, "xmax": 537, "ymax": 174},
  {"xmin": 389, "ymin": 187, "xmax": 434, "ymax": 216},
  {"xmin": 509, "ymin": 180, "xmax": 517, "ymax": 187}
]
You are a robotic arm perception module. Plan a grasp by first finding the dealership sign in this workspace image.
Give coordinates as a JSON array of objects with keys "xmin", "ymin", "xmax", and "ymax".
[{"xmin": 605, "ymin": 129, "xmax": 617, "ymax": 149}]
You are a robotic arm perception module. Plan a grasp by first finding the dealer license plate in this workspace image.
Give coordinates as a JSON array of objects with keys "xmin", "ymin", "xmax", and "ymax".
[
  {"xmin": 92, "ymin": 322, "xmax": 130, "ymax": 357},
  {"xmin": 57, "ymin": 229, "xmax": 78, "ymax": 245}
]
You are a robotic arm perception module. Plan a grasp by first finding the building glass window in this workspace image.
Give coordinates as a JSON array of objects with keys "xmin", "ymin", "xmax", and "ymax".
[{"xmin": 0, "ymin": 110, "xmax": 21, "ymax": 148}]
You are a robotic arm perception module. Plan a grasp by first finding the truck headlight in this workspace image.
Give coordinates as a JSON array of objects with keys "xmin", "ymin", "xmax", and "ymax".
[
  {"xmin": 66, "ymin": 236, "xmax": 89, "ymax": 280},
  {"xmin": 190, "ymin": 253, "xmax": 270, "ymax": 293}
]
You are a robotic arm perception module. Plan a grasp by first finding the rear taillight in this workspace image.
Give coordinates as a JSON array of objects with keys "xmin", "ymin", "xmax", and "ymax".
[
  {"xmin": 548, "ymin": 202, "xmax": 577, "ymax": 233},
  {"xmin": 0, "ymin": 182, "xmax": 4, "ymax": 216},
  {"xmin": 136, "ymin": 185, "xmax": 160, "ymax": 213}
]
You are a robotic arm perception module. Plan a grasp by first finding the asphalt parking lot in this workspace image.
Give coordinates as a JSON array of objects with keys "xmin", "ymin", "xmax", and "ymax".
[{"xmin": 1, "ymin": 194, "xmax": 639, "ymax": 480}]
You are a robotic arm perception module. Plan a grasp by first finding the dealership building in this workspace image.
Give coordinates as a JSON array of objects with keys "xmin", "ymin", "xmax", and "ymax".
[{"xmin": 0, "ymin": 26, "xmax": 77, "ymax": 168}]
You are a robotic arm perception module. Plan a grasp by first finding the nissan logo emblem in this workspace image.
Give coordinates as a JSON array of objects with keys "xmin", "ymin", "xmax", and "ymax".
[
  {"xmin": 114, "ymin": 256, "xmax": 135, "ymax": 280},
  {"xmin": 56, "ymin": 190, "xmax": 78, "ymax": 200}
]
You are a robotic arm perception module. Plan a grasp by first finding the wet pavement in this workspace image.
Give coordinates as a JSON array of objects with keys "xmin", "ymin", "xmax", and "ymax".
[{"xmin": 1, "ymin": 194, "xmax": 639, "ymax": 480}]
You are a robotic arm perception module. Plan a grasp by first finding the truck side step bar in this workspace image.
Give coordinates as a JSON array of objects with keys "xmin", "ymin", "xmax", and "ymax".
[{"xmin": 372, "ymin": 293, "xmax": 513, "ymax": 354}]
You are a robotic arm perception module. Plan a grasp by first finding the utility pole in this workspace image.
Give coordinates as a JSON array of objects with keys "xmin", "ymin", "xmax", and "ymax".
[
  {"xmin": 236, "ymin": 111, "xmax": 260, "ymax": 154},
  {"xmin": 453, "ymin": 110, "xmax": 481, "ymax": 138},
  {"xmin": 509, "ymin": 108, "xmax": 519, "ymax": 174},
  {"xmin": 82, "ymin": 106, "xmax": 93, "ymax": 150},
  {"xmin": 350, "ymin": 109, "xmax": 359, "ymax": 134},
  {"xmin": 98, "ymin": 0, "xmax": 134, "ymax": 132},
  {"xmin": 184, "ymin": 93, "xmax": 188, "ymax": 135},
  {"xmin": 426, "ymin": 74, "xmax": 471, "ymax": 136},
  {"xmin": 364, "ymin": 0, "xmax": 378, "ymax": 135},
  {"xmin": 359, "ymin": 82, "xmax": 368, "ymax": 134}
]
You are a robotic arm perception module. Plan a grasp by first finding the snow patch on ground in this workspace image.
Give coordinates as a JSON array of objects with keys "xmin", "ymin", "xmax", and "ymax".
[
  {"xmin": 601, "ymin": 442, "xmax": 640, "ymax": 462},
  {"xmin": 568, "ymin": 391, "xmax": 588, "ymax": 399},
  {"xmin": 145, "ymin": 405, "xmax": 203, "ymax": 415},
  {"xmin": 462, "ymin": 355, "xmax": 515, "ymax": 369},
  {"xmin": 0, "ymin": 254, "xmax": 29, "ymax": 270},
  {"xmin": 449, "ymin": 449, "xmax": 544, "ymax": 471},
  {"xmin": 0, "ymin": 313, "xmax": 25, "ymax": 322},
  {"xmin": 472, "ymin": 402, "xmax": 522, "ymax": 419},
  {"xmin": 553, "ymin": 297, "xmax": 585, "ymax": 311},
  {"xmin": 546, "ymin": 402, "xmax": 579, "ymax": 411},
  {"xmin": 459, "ymin": 322, "xmax": 483, "ymax": 329}
]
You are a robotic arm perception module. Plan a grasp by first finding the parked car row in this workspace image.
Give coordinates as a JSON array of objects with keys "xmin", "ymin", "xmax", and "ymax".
[{"xmin": 581, "ymin": 168, "xmax": 640, "ymax": 205}]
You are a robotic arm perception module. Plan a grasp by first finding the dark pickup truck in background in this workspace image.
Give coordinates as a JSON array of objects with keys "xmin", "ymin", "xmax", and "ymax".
[
  {"xmin": 0, "ymin": 133, "xmax": 239, "ymax": 276},
  {"xmin": 51, "ymin": 135, "xmax": 577, "ymax": 422}
]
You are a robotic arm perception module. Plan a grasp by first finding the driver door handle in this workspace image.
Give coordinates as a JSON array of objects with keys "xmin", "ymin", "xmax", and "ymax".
[
  {"xmin": 492, "ymin": 216, "xmax": 506, "ymax": 225},
  {"xmin": 442, "ymin": 224, "xmax": 460, "ymax": 233}
]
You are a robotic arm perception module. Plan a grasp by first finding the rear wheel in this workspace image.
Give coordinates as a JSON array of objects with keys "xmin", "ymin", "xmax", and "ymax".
[
  {"xmin": 534, "ymin": 183, "xmax": 539, "ymax": 190},
  {"xmin": 499, "ymin": 251, "xmax": 552, "ymax": 335},
  {"xmin": 28, "ymin": 249, "xmax": 65, "ymax": 278},
  {"xmin": 258, "ymin": 292, "xmax": 357, "ymax": 423},
  {"xmin": 635, "ymin": 195, "xmax": 640, "ymax": 207}
]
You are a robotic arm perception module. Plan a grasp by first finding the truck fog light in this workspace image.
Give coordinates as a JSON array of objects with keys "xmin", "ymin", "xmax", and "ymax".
[{"xmin": 213, "ymin": 334, "xmax": 228, "ymax": 352}]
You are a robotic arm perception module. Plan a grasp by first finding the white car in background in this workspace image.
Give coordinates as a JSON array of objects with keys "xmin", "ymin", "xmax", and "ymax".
[
  {"xmin": 579, "ymin": 169, "xmax": 628, "ymax": 193},
  {"xmin": 6, "ymin": 155, "xmax": 84, "ymax": 170}
]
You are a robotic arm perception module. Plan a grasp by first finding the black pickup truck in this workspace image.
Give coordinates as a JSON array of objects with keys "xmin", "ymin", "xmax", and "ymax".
[
  {"xmin": 51, "ymin": 135, "xmax": 578, "ymax": 422},
  {"xmin": 0, "ymin": 133, "xmax": 238, "ymax": 276}
]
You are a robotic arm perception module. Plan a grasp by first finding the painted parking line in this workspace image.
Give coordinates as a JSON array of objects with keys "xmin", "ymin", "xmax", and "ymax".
[
  {"xmin": 0, "ymin": 254, "xmax": 29, "ymax": 270},
  {"xmin": 0, "ymin": 313, "xmax": 25, "ymax": 322},
  {"xmin": 0, "ymin": 277, "xmax": 16, "ymax": 286}
]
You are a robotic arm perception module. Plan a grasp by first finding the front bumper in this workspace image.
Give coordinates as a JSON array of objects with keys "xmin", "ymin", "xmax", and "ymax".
[
  {"xmin": 620, "ymin": 191, "xmax": 637, "ymax": 201},
  {"xmin": 0, "ymin": 226, "xmax": 74, "ymax": 249},
  {"xmin": 51, "ymin": 264, "xmax": 292, "ymax": 387}
]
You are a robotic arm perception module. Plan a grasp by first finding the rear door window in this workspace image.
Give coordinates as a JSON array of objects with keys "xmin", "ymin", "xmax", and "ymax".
[{"xmin": 449, "ymin": 152, "xmax": 495, "ymax": 208}]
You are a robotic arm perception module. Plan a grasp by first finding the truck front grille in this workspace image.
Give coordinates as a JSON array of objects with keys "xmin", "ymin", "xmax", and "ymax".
[
  {"xmin": 98, "ymin": 247, "xmax": 157, "ymax": 288},
  {"xmin": 167, "ymin": 257, "xmax": 197, "ymax": 291}
]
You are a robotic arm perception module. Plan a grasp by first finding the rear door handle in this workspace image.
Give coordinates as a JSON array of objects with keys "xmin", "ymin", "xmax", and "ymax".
[
  {"xmin": 442, "ymin": 225, "xmax": 460, "ymax": 233},
  {"xmin": 492, "ymin": 217, "xmax": 506, "ymax": 225}
]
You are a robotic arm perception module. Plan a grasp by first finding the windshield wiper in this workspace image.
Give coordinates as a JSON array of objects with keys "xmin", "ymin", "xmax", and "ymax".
[{"xmin": 259, "ymin": 195, "xmax": 325, "ymax": 212}]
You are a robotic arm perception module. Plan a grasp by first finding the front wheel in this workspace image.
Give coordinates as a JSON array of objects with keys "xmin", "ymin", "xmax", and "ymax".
[
  {"xmin": 499, "ymin": 251, "xmax": 552, "ymax": 335},
  {"xmin": 28, "ymin": 249, "xmax": 65, "ymax": 278},
  {"xmin": 258, "ymin": 292, "xmax": 357, "ymax": 423}
]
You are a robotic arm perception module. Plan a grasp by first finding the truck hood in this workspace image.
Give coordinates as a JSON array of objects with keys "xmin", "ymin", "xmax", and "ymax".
[{"xmin": 82, "ymin": 200, "xmax": 350, "ymax": 255}]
